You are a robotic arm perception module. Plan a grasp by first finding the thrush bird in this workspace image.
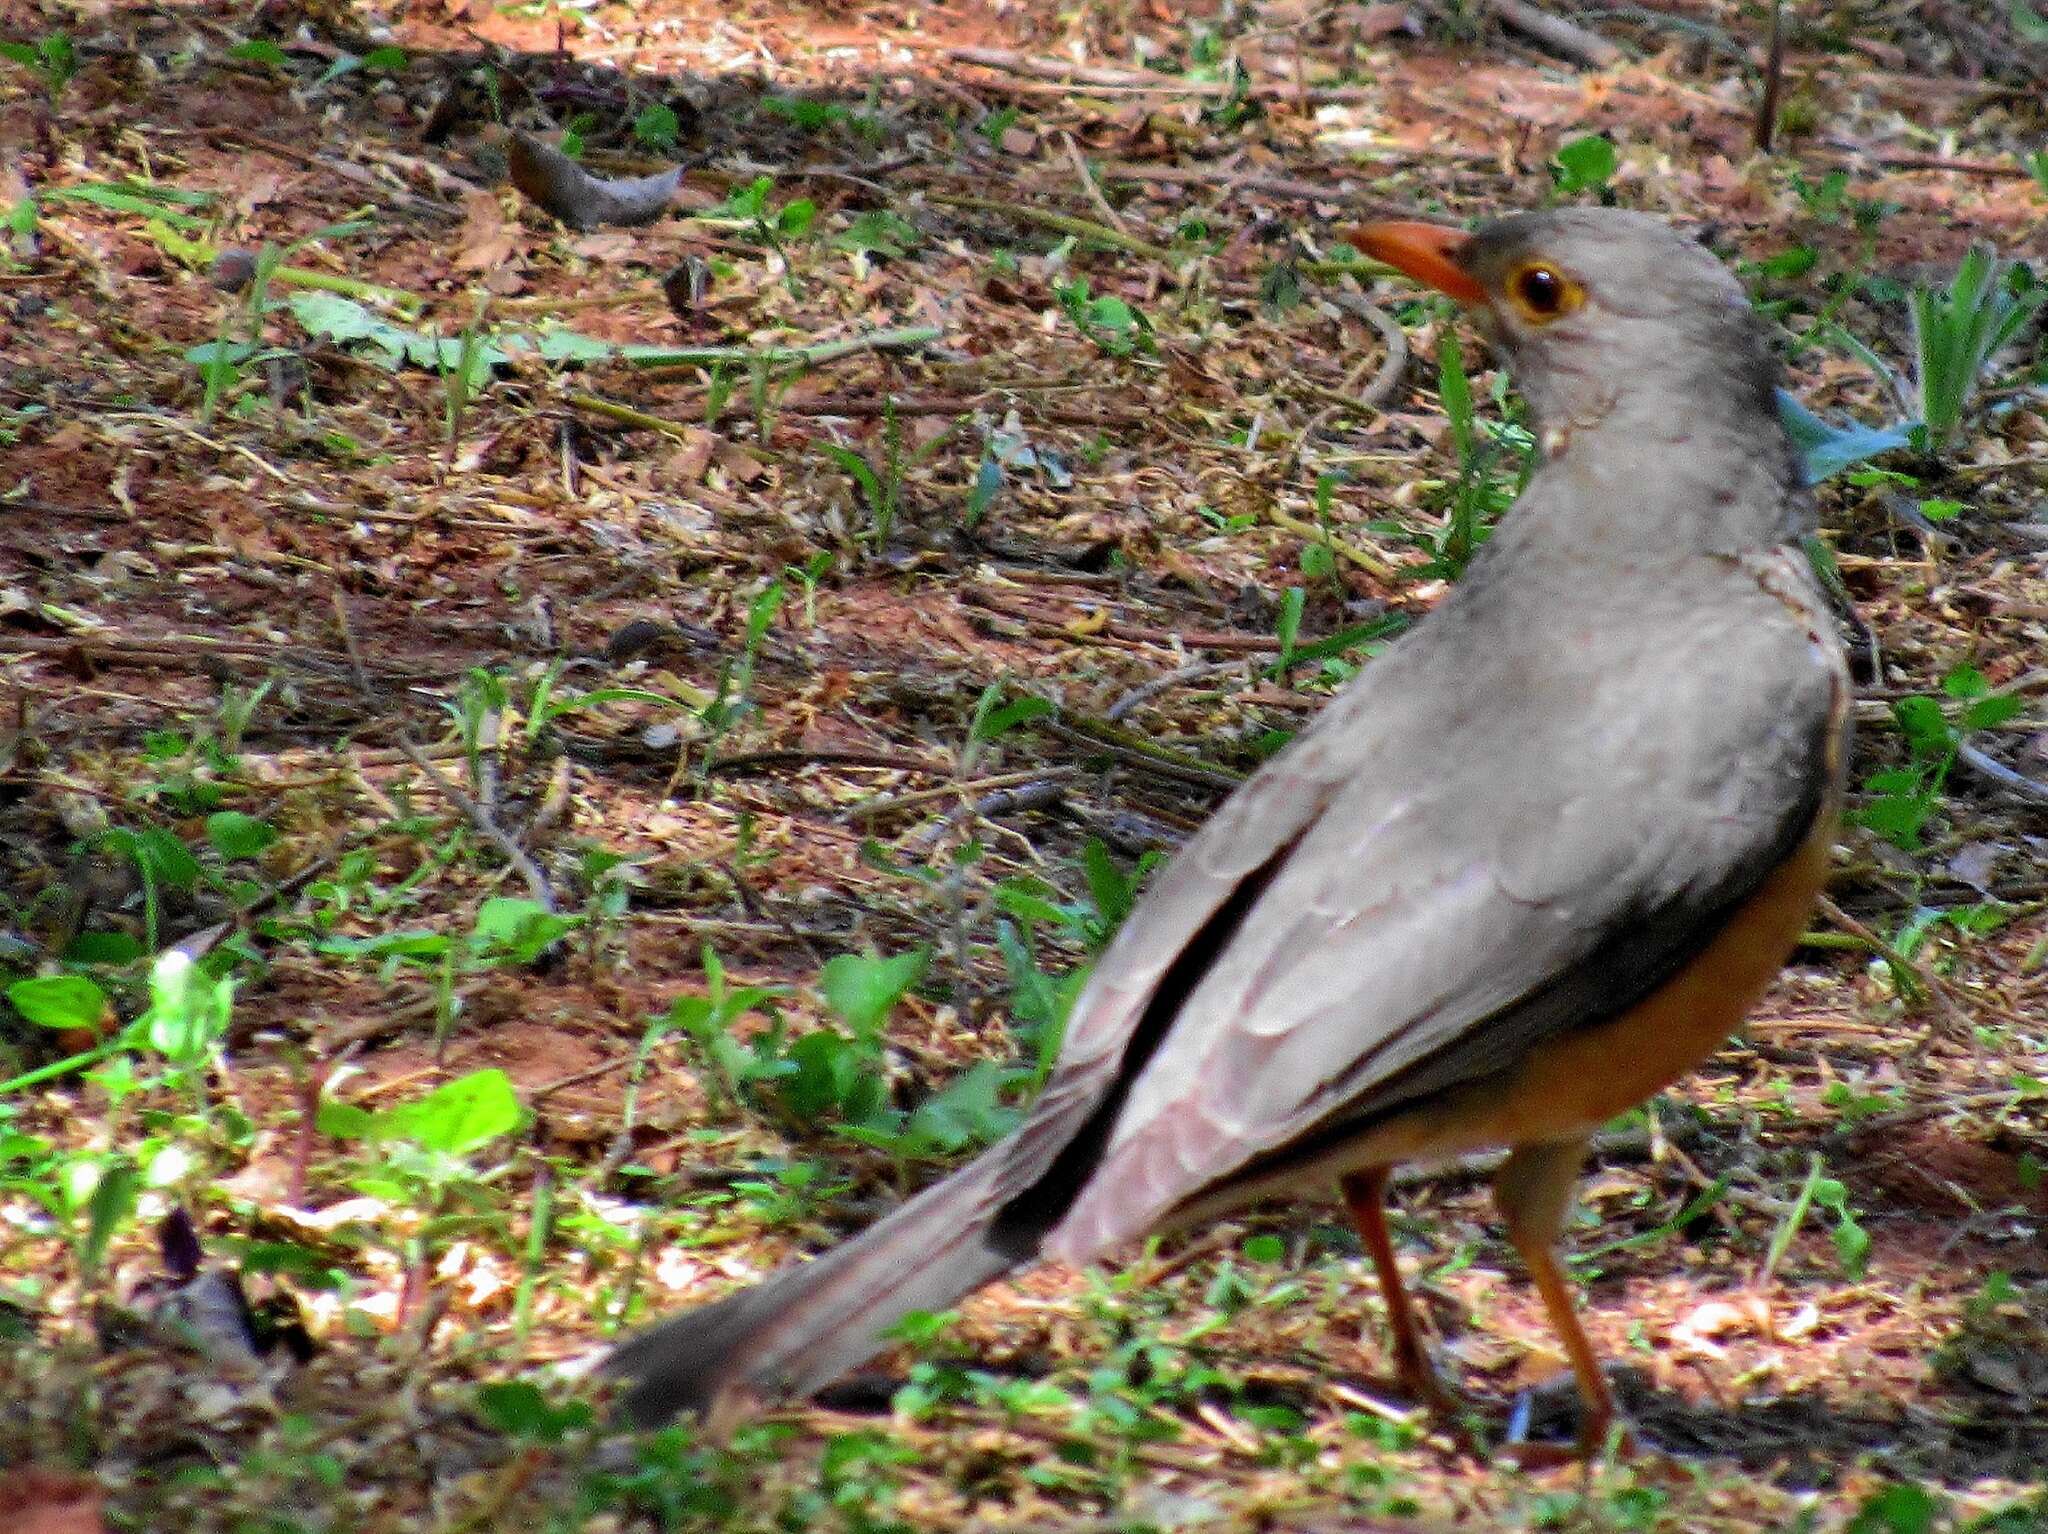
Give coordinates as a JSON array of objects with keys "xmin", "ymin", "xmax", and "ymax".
[{"xmin": 606, "ymin": 208, "xmax": 1850, "ymax": 1452}]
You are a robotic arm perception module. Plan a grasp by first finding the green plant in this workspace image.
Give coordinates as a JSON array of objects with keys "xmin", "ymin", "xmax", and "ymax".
[
  {"xmin": 976, "ymin": 105, "xmax": 1022, "ymax": 149},
  {"xmin": 833, "ymin": 209, "xmax": 920, "ymax": 259},
  {"xmin": 1908, "ymin": 245, "xmax": 2043, "ymax": 453},
  {"xmin": 1053, "ymin": 277, "xmax": 1152, "ymax": 356},
  {"xmin": 822, "ymin": 407, "xmax": 904, "ymax": 549},
  {"xmin": 317, "ymin": 1067, "xmax": 529, "ymax": 1302},
  {"xmin": 1550, "ymin": 134, "xmax": 1617, "ymax": 200},
  {"xmin": 782, "ymin": 550, "xmax": 833, "ymax": 627},
  {"xmin": 0, "ymin": 30, "xmax": 74, "ymax": 100},
  {"xmin": 1409, "ymin": 331, "xmax": 1532, "ymax": 577},
  {"xmin": 1760, "ymin": 1152, "xmax": 1870, "ymax": 1283},
  {"xmin": 1854, "ymin": 664, "xmax": 2021, "ymax": 851},
  {"xmin": 632, "ymin": 102, "xmax": 680, "ymax": 152},
  {"xmin": 701, "ymin": 175, "xmax": 816, "ymax": 246},
  {"xmin": 698, "ymin": 581, "xmax": 784, "ymax": 770},
  {"xmin": 2025, "ymin": 148, "xmax": 2048, "ymax": 195},
  {"xmin": 2, "ymin": 946, "xmax": 236, "ymax": 1101}
]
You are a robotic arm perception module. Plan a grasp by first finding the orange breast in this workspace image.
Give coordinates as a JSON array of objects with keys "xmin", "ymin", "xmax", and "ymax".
[{"xmin": 1349, "ymin": 810, "xmax": 1836, "ymax": 1165}]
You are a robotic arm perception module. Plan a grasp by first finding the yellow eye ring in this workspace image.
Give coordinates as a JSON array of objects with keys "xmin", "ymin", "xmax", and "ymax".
[{"xmin": 1507, "ymin": 262, "xmax": 1584, "ymax": 322}]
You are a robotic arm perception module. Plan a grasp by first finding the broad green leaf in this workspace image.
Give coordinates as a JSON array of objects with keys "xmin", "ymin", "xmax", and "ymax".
[
  {"xmin": 7, "ymin": 974, "xmax": 107, "ymax": 1030},
  {"xmin": 375, "ymin": 1068, "xmax": 523, "ymax": 1154},
  {"xmin": 205, "ymin": 810, "xmax": 278, "ymax": 859},
  {"xmin": 820, "ymin": 949, "xmax": 929, "ymax": 1039}
]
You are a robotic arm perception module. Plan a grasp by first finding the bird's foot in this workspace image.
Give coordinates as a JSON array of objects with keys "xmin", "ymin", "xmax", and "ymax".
[{"xmin": 1496, "ymin": 1377, "xmax": 1640, "ymax": 1466}]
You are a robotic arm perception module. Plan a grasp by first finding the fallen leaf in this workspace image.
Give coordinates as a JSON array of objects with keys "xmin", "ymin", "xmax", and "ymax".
[{"xmin": 0, "ymin": 1469, "xmax": 105, "ymax": 1534}]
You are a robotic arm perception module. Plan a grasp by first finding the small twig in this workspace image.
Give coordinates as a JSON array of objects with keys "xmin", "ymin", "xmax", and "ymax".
[
  {"xmin": 944, "ymin": 45, "xmax": 1381, "ymax": 104},
  {"xmin": 925, "ymin": 192, "xmax": 1181, "ymax": 266},
  {"xmin": 1957, "ymin": 741, "xmax": 2048, "ymax": 806},
  {"xmin": 1489, "ymin": 0, "xmax": 1623, "ymax": 67},
  {"xmin": 906, "ymin": 777, "xmax": 1071, "ymax": 850},
  {"xmin": 1106, "ymin": 659, "xmax": 1248, "ymax": 721},
  {"xmin": 1045, "ymin": 715, "xmax": 1244, "ymax": 790},
  {"xmin": 329, "ymin": 587, "xmax": 374, "ymax": 698},
  {"xmin": 1061, "ymin": 132, "xmax": 1127, "ymax": 233},
  {"xmin": 397, "ymin": 738, "xmax": 556, "ymax": 912},
  {"xmin": 852, "ymin": 765, "xmax": 1079, "ymax": 820},
  {"xmin": 1754, "ymin": 0, "xmax": 1787, "ymax": 153},
  {"xmin": 705, "ymin": 747, "xmax": 951, "ymax": 776},
  {"xmin": 626, "ymin": 325, "xmax": 941, "ymax": 374},
  {"xmin": 1266, "ymin": 505, "xmax": 1402, "ymax": 582}
]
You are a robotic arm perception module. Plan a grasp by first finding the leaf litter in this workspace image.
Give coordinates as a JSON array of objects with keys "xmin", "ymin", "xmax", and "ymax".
[{"xmin": 0, "ymin": 0, "xmax": 2044, "ymax": 1527}]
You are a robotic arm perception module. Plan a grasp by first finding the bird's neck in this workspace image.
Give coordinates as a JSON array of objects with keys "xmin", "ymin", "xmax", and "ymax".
[{"xmin": 1506, "ymin": 378, "xmax": 1809, "ymax": 564}]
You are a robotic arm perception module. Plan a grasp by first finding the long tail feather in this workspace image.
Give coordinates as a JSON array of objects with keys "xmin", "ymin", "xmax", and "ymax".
[{"xmin": 603, "ymin": 1148, "xmax": 1031, "ymax": 1425}]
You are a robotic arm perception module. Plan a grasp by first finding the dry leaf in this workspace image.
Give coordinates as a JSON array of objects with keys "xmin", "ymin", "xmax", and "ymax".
[
  {"xmin": 0, "ymin": 1470, "xmax": 105, "ymax": 1534},
  {"xmin": 453, "ymin": 188, "xmax": 517, "ymax": 272}
]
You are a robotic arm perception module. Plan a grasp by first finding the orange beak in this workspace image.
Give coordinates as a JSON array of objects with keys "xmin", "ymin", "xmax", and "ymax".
[{"xmin": 1343, "ymin": 221, "xmax": 1486, "ymax": 307}]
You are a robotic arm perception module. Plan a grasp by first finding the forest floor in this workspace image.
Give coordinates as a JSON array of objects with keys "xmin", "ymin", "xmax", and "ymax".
[{"xmin": 1, "ymin": 0, "xmax": 2045, "ymax": 1529}]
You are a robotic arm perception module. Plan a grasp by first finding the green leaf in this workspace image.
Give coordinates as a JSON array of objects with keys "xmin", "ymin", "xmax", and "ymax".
[
  {"xmin": 904, "ymin": 1059, "xmax": 1018, "ymax": 1152},
  {"xmin": 80, "ymin": 1155, "xmax": 139, "ymax": 1277},
  {"xmin": 1963, "ymin": 694, "xmax": 2022, "ymax": 730},
  {"xmin": 7, "ymin": 975, "xmax": 107, "ymax": 1030},
  {"xmin": 1890, "ymin": 695, "xmax": 1954, "ymax": 757},
  {"xmin": 1274, "ymin": 586, "xmax": 1306, "ymax": 668},
  {"xmin": 1942, "ymin": 665, "xmax": 1992, "ymax": 700},
  {"xmin": 376, "ymin": 1068, "xmax": 524, "ymax": 1154},
  {"xmin": 315, "ymin": 1098, "xmax": 376, "ymax": 1140},
  {"xmin": 833, "ymin": 209, "xmax": 920, "ymax": 258},
  {"xmin": 1551, "ymin": 134, "xmax": 1618, "ymax": 195},
  {"xmin": 1242, "ymin": 1233, "xmax": 1286, "ymax": 1264},
  {"xmin": 776, "ymin": 198, "xmax": 816, "ymax": 237},
  {"xmin": 973, "ymin": 694, "xmax": 1053, "ymax": 742},
  {"xmin": 64, "ymin": 931, "xmax": 143, "ymax": 965},
  {"xmin": 1848, "ymin": 1482, "xmax": 1942, "ymax": 1534},
  {"xmin": 633, "ymin": 102, "xmax": 680, "ymax": 151},
  {"xmin": 778, "ymin": 1030, "xmax": 880, "ymax": 1125},
  {"xmin": 229, "ymin": 38, "xmax": 289, "ymax": 67},
  {"xmin": 820, "ymin": 949, "xmax": 929, "ymax": 1040},
  {"xmin": 205, "ymin": 811, "xmax": 278, "ymax": 860},
  {"xmin": 476, "ymin": 1380, "xmax": 594, "ymax": 1441},
  {"xmin": 469, "ymin": 897, "xmax": 577, "ymax": 965},
  {"xmin": 141, "ymin": 951, "xmax": 234, "ymax": 1068}
]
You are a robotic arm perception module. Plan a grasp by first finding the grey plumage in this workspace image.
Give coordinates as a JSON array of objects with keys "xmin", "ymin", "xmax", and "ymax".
[{"xmin": 602, "ymin": 209, "xmax": 1847, "ymax": 1427}]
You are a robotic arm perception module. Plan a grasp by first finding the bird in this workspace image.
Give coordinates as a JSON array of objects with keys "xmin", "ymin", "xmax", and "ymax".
[{"xmin": 604, "ymin": 208, "xmax": 1851, "ymax": 1454}]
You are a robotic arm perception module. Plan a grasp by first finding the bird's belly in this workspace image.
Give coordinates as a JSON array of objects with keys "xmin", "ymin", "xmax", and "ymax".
[{"xmin": 1347, "ymin": 809, "xmax": 1835, "ymax": 1167}]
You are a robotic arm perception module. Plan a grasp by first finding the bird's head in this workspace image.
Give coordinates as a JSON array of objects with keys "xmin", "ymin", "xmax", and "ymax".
[{"xmin": 1347, "ymin": 209, "xmax": 1780, "ymax": 457}]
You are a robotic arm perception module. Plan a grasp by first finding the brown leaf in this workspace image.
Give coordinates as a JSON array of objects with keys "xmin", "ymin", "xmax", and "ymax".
[
  {"xmin": 0, "ymin": 1470, "xmax": 105, "ymax": 1534},
  {"xmin": 452, "ymin": 188, "xmax": 517, "ymax": 272}
]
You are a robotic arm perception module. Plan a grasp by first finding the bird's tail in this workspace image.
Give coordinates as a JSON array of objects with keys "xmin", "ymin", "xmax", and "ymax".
[{"xmin": 603, "ymin": 1146, "xmax": 1032, "ymax": 1426}]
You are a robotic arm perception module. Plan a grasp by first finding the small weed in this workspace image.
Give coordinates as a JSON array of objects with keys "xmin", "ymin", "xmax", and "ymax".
[
  {"xmin": 0, "ymin": 30, "xmax": 74, "ymax": 100},
  {"xmin": 822, "ymin": 405, "xmax": 904, "ymax": 550},
  {"xmin": 1401, "ymin": 331, "xmax": 1532, "ymax": 577},
  {"xmin": 701, "ymin": 174, "xmax": 817, "ymax": 245},
  {"xmin": 1053, "ymin": 277, "xmax": 1152, "ymax": 356},
  {"xmin": 1909, "ymin": 245, "xmax": 2043, "ymax": 454},
  {"xmin": 1549, "ymin": 134, "xmax": 1618, "ymax": 200},
  {"xmin": 976, "ymin": 104, "xmax": 1022, "ymax": 149},
  {"xmin": 1854, "ymin": 664, "xmax": 2021, "ymax": 851},
  {"xmin": 632, "ymin": 102, "xmax": 680, "ymax": 152},
  {"xmin": 762, "ymin": 92, "xmax": 883, "ymax": 142}
]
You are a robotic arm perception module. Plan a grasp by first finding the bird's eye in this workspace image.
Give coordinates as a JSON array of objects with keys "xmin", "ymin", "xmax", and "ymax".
[{"xmin": 1507, "ymin": 262, "xmax": 1581, "ymax": 321}]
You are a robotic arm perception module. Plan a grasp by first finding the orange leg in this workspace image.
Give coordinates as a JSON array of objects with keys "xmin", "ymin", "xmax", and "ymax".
[
  {"xmin": 1338, "ymin": 1167, "xmax": 1462, "ymax": 1417},
  {"xmin": 1495, "ymin": 1137, "xmax": 1629, "ymax": 1458}
]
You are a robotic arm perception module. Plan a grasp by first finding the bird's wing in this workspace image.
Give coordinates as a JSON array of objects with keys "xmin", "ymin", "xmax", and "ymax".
[{"xmin": 1029, "ymin": 549, "xmax": 1843, "ymax": 1261}]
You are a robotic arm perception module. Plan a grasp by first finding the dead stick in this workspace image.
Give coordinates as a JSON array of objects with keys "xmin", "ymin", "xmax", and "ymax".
[{"xmin": 398, "ymin": 739, "xmax": 556, "ymax": 912}]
